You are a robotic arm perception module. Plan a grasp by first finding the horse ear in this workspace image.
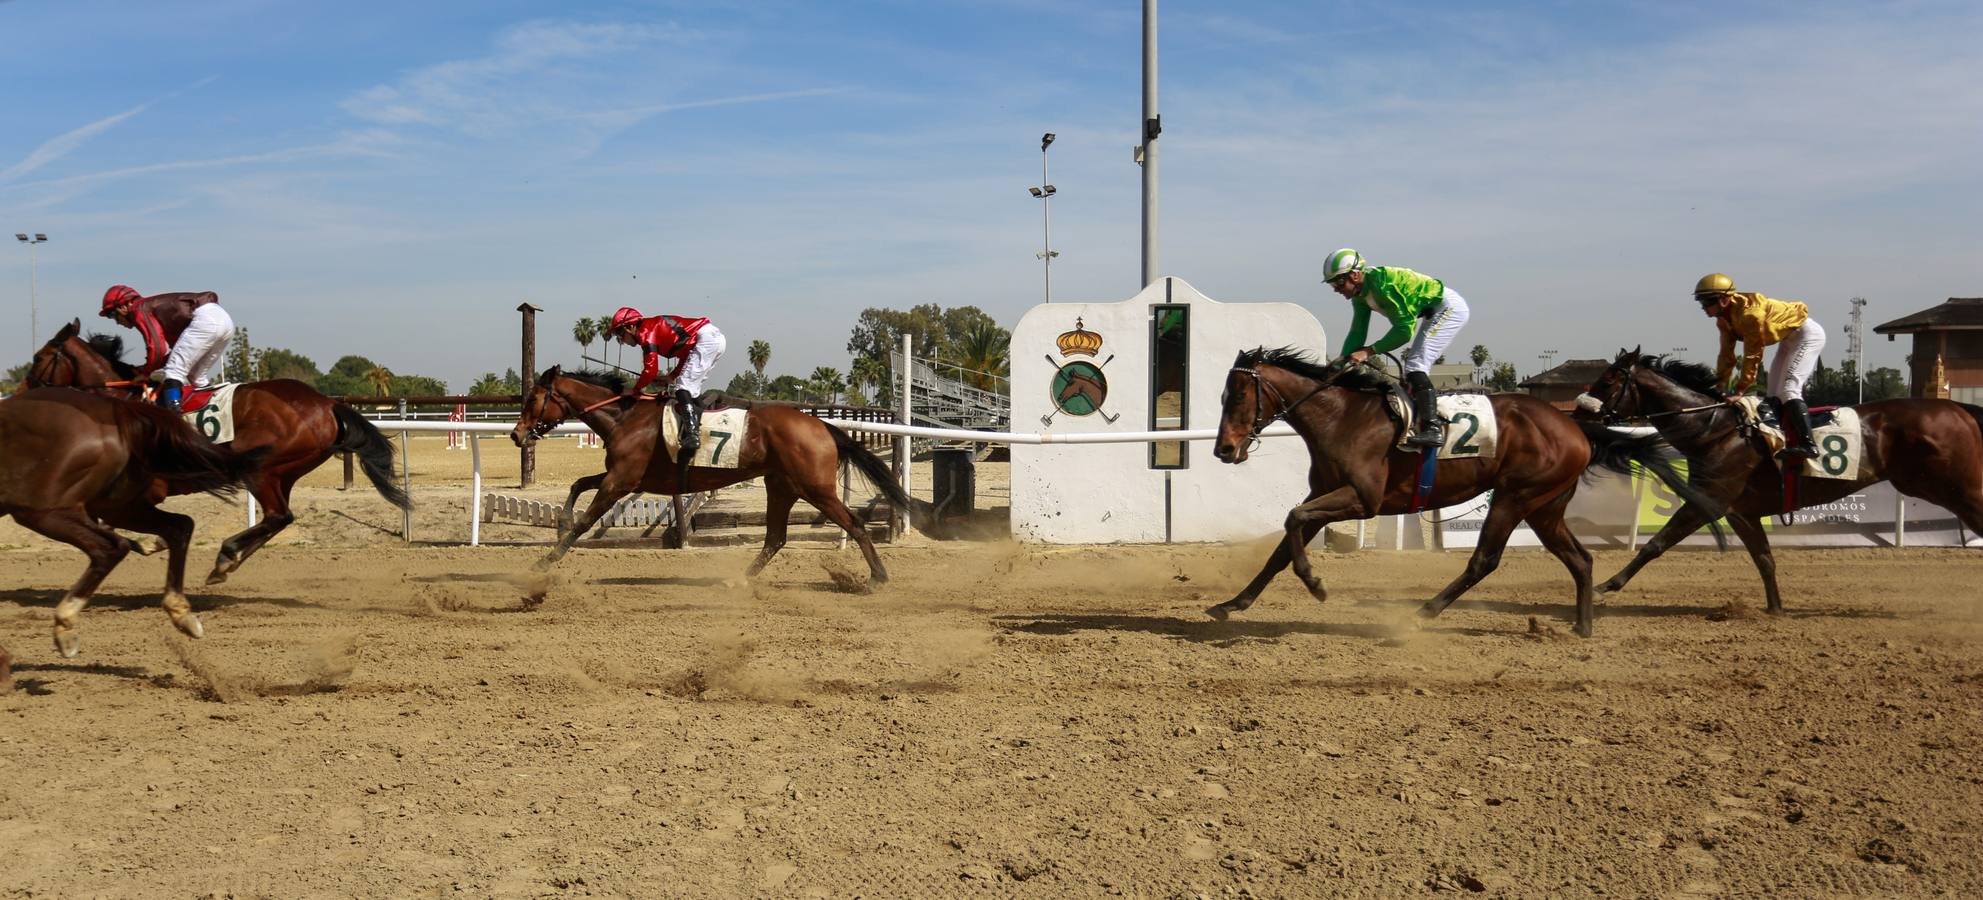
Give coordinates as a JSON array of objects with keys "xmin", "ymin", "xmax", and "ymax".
[
  {"xmin": 56, "ymin": 319, "xmax": 80, "ymax": 340},
  {"xmin": 1630, "ymin": 344, "xmax": 1642, "ymax": 359}
]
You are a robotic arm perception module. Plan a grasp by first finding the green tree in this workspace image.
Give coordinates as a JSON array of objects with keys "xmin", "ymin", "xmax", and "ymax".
[
  {"xmin": 1486, "ymin": 362, "xmax": 1521, "ymax": 392},
  {"xmin": 470, "ymin": 372, "xmax": 506, "ymax": 396},
  {"xmin": 808, "ymin": 366, "xmax": 846, "ymax": 404},
  {"xmin": 765, "ymin": 374, "xmax": 807, "ymax": 401},
  {"xmin": 947, "ymin": 318, "xmax": 1010, "ymax": 391},
  {"xmin": 317, "ymin": 355, "xmax": 378, "ymax": 396},
  {"xmin": 748, "ymin": 339, "xmax": 771, "ymax": 377},
  {"xmin": 1469, "ymin": 344, "xmax": 1491, "ymax": 368},
  {"xmin": 365, "ymin": 365, "xmax": 395, "ymax": 397},
  {"xmin": 723, "ymin": 370, "xmax": 769, "ymax": 398},
  {"xmin": 390, "ymin": 374, "xmax": 448, "ymax": 397},
  {"xmin": 1863, "ymin": 366, "xmax": 1906, "ymax": 401},
  {"xmin": 225, "ymin": 327, "xmax": 255, "ymax": 382},
  {"xmin": 573, "ymin": 317, "xmax": 599, "ymax": 365},
  {"xmin": 849, "ymin": 355, "xmax": 889, "ymax": 405},
  {"xmin": 257, "ymin": 347, "xmax": 320, "ymax": 384},
  {"xmin": 503, "ymin": 368, "xmax": 523, "ymax": 393},
  {"xmin": 4, "ymin": 361, "xmax": 29, "ymax": 393}
]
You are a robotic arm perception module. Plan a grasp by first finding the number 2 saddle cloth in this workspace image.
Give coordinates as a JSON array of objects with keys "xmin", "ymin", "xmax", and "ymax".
[{"xmin": 1382, "ymin": 390, "xmax": 1499, "ymax": 459}]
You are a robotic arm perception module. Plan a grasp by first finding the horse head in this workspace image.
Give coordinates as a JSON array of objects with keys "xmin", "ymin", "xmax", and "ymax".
[
  {"xmin": 29, "ymin": 319, "xmax": 132, "ymax": 394},
  {"xmin": 1216, "ymin": 347, "xmax": 1354, "ymax": 464},
  {"xmin": 511, "ymin": 365, "xmax": 567, "ymax": 447}
]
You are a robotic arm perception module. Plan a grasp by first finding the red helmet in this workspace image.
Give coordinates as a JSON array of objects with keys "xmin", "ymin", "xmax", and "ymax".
[
  {"xmin": 101, "ymin": 284, "xmax": 142, "ymax": 318},
  {"xmin": 610, "ymin": 307, "xmax": 643, "ymax": 332}
]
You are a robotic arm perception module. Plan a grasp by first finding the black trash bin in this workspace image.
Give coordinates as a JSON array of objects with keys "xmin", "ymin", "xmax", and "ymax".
[{"xmin": 930, "ymin": 448, "xmax": 976, "ymax": 519}]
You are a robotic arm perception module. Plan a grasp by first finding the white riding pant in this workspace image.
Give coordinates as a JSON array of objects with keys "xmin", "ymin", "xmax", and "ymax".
[
  {"xmin": 1402, "ymin": 287, "xmax": 1470, "ymax": 374},
  {"xmin": 1768, "ymin": 318, "xmax": 1826, "ymax": 402},
  {"xmin": 162, "ymin": 303, "xmax": 234, "ymax": 387},
  {"xmin": 673, "ymin": 325, "xmax": 725, "ymax": 397}
]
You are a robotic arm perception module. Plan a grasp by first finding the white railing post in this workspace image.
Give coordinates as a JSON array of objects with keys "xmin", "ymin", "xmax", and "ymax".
[
  {"xmin": 469, "ymin": 433, "xmax": 483, "ymax": 547},
  {"xmin": 398, "ymin": 398, "xmax": 412, "ymax": 543},
  {"xmin": 900, "ymin": 333, "xmax": 913, "ymax": 531}
]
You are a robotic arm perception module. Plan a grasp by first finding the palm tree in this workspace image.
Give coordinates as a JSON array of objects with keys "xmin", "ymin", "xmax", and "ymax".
[
  {"xmin": 850, "ymin": 355, "xmax": 888, "ymax": 406},
  {"xmin": 365, "ymin": 365, "xmax": 395, "ymax": 397},
  {"xmin": 470, "ymin": 372, "xmax": 505, "ymax": 396},
  {"xmin": 1469, "ymin": 344, "xmax": 1490, "ymax": 368},
  {"xmin": 748, "ymin": 339, "xmax": 771, "ymax": 377},
  {"xmin": 573, "ymin": 317, "xmax": 599, "ymax": 365},
  {"xmin": 808, "ymin": 366, "xmax": 845, "ymax": 405},
  {"xmin": 951, "ymin": 319, "xmax": 1010, "ymax": 391}
]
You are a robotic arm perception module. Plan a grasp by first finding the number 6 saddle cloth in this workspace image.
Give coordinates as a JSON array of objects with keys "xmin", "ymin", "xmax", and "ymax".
[
  {"xmin": 660, "ymin": 401, "xmax": 751, "ymax": 469},
  {"xmin": 1729, "ymin": 397, "xmax": 1866, "ymax": 481},
  {"xmin": 1382, "ymin": 391, "xmax": 1499, "ymax": 458},
  {"xmin": 174, "ymin": 383, "xmax": 242, "ymax": 444}
]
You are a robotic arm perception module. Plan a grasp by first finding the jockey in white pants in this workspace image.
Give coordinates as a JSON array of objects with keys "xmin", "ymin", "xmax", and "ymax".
[
  {"xmin": 1695, "ymin": 272, "xmax": 1827, "ymax": 461},
  {"xmin": 99, "ymin": 285, "xmax": 236, "ymax": 410},
  {"xmin": 606, "ymin": 306, "xmax": 727, "ymax": 464},
  {"xmin": 1322, "ymin": 248, "xmax": 1472, "ymax": 448}
]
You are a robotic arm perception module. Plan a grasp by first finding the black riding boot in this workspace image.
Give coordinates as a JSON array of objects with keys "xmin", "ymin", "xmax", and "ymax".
[
  {"xmin": 674, "ymin": 389, "xmax": 702, "ymax": 465},
  {"xmin": 1777, "ymin": 399, "xmax": 1818, "ymax": 461},
  {"xmin": 1405, "ymin": 371, "xmax": 1444, "ymax": 448}
]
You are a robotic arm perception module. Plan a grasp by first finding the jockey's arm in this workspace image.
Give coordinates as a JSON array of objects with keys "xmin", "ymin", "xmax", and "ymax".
[
  {"xmin": 1365, "ymin": 314, "xmax": 1418, "ymax": 355},
  {"xmin": 631, "ymin": 346, "xmax": 663, "ymax": 394},
  {"xmin": 1338, "ymin": 305, "xmax": 1371, "ymax": 359}
]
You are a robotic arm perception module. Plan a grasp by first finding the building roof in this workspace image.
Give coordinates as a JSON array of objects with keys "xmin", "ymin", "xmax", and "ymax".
[
  {"xmin": 1874, "ymin": 298, "xmax": 1983, "ymax": 334},
  {"xmin": 1519, "ymin": 359, "xmax": 1609, "ymax": 389}
]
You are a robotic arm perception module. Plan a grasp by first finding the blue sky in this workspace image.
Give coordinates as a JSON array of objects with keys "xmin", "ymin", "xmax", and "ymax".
[{"xmin": 3, "ymin": 0, "xmax": 1978, "ymax": 390}]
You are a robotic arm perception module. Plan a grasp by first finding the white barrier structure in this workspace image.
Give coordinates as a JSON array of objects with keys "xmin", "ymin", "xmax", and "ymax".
[{"xmin": 1008, "ymin": 276, "xmax": 1326, "ymax": 542}]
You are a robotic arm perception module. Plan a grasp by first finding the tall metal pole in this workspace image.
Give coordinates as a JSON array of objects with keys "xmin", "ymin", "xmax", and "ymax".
[
  {"xmin": 1140, "ymin": 0, "xmax": 1160, "ymax": 287},
  {"xmin": 27, "ymin": 238, "xmax": 39, "ymax": 352},
  {"xmin": 1041, "ymin": 144, "xmax": 1053, "ymax": 304}
]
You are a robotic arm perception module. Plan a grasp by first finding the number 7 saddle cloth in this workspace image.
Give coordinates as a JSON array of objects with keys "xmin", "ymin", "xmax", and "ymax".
[
  {"xmin": 1381, "ymin": 390, "xmax": 1499, "ymax": 459},
  {"xmin": 660, "ymin": 401, "xmax": 751, "ymax": 469}
]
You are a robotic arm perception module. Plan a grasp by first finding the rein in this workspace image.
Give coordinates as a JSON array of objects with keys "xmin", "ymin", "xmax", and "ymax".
[{"xmin": 1233, "ymin": 362, "xmax": 1362, "ymax": 448}]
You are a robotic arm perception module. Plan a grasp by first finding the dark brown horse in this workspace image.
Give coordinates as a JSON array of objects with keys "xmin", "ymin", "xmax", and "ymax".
[
  {"xmin": 511, "ymin": 367, "xmax": 946, "ymax": 579},
  {"xmin": 27, "ymin": 320, "xmax": 410, "ymax": 585},
  {"xmin": 1586, "ymin": 347, "xmax": 1983, "ymax": 612},
  {"xmin": 2, "ymin": 388, "xmax": 267, "ymax": 656},
  {"xmin": 1211, "ymin": 348, "xmax": 1708, "ymax": 636}
]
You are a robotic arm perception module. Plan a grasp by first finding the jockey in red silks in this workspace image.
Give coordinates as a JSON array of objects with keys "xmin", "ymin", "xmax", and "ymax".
[
  {"xmin": 606, "ymin": 307, "xmax": 727, "ymax": 464},
  {"xmin": 99, "ymin": 285, "xmax": 236, "ymax": 409}
]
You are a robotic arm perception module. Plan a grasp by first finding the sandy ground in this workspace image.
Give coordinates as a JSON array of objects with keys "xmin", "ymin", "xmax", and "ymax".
[{"xmin": 2, "ymin": 436, "xmax": 1981, "ymax": 896}]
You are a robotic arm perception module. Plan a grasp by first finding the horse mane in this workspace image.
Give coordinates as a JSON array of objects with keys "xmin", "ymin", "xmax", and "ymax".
[
  {"xmin": 560, "ymin": 369, "xmax": 627, "ymax": 393},
  {"xmin": 1232, "ymin": 346, "xmax": 1396, "ymax": 393},
  {"xmin": 1638, "ymin": 354, "xmax": 1719, "ymax": 396},
  {"xmin": 85, "ymin": 333, "xmax": 136, "ymax": 370}
]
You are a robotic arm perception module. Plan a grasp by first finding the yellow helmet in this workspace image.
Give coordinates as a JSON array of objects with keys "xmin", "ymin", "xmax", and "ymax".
[{"xmin": 1693, "ymin": 272, "xmax": 1735, "ymax": 298}]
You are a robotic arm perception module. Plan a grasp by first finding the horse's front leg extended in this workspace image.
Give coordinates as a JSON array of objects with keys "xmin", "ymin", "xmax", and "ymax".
[
  {"xmin": 1207, "ymin": 485, "xmax": 1368, "ymax": 620},
  {"xmin": 536, "ymin": 485, "xmax": 630, "ymax": 572},
  {"xmin": 1596, "ymin": 498, "xmax": 1721, "ymax": 595}
]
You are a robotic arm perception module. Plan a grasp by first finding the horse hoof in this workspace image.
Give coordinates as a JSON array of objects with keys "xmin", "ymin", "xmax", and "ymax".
[
  {"xmin": 1204, "ymin": 604, "xmax": 1232, "ymax": 621},
  {"xmin": 204, "ymin": 569, "xmax": 229, "ymax": 587},
  {"xmin": 1416, "ymin": 602, "xmax": 1440, "ymax": 619},
  {"xmin": 54, "ymin": 628, "xmax": 80, "ymax": 659},
  {"xmin": 171, "ymin": 612, "xmax": 206, "ymax": 640},
  {"xmin": 1305, "ymin": 583, "xmax": 1328, "ymax": 604}
]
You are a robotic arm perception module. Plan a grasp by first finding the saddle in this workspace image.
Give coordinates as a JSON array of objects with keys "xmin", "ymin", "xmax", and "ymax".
[
  {"xmin": 178, "ymin": 385, "xmax": 223, "ymax": 413},
  {"xmin": 1729, "ymin": 396, "xmax": 1839, "ymax": 451}
]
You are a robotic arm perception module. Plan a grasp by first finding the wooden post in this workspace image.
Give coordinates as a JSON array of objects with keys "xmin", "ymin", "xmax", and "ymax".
[{"xmin": 518, "ymin": 302, "xmax": 542, "ymax": 487}]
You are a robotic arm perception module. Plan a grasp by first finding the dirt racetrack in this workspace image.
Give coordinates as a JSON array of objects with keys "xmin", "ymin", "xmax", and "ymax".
[{"xmin": 3, "ymin": 453, "xmax": 1982, "ymax": 895}]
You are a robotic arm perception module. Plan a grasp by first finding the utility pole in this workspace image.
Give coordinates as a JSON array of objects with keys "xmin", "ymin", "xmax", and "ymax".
[
  {"xmin": 1029, "ymin": 133, "xmax": 1059, "ymax": 303},
  {"xmin": 518, "ymin": 303, "xmax": 542, "ymax": 487},
  {"xmin": 1848, "ymin": 297, "xmax": 1868, "ymax": 403},
  {"xmin": 14, "ymin": 233, "xmax": 47, "ymax": 356}
]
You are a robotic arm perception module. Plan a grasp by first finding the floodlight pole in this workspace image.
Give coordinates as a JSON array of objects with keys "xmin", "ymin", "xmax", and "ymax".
[
  {"xmin": 1041, "ymin": 136, "xmax": 1054, "ymax": 304},
  {"xmin": 16, "ymin": 233, "xmax": 46, "ymax": 356},
  {"xmin": 1139, "ymin": 0, "xmax": 1160, "ymax": 287}
]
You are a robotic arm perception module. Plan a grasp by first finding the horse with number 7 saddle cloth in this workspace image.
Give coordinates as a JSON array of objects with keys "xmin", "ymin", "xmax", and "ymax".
[{"xmin": 659, "ymin": 394, "xmax": 753, "ymax": 469}]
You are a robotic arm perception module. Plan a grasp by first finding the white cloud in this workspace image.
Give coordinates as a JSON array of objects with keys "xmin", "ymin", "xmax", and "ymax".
[{"xmin": 0, "ymin": 103, "xmax": 149, "ymax": 183}]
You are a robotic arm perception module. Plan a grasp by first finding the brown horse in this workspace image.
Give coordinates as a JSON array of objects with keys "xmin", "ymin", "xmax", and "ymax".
[
  {"xmin": 2, "ymin": 388, "xmax": 267, "ymax": 656},
  {"xmin": 1586, "ymin": 347, "xmax": 1983, "ymax": 612},
  {"xmin": 511, "ymin": 367, "xmax": 946, "ymax": 579},
  {"xmin": 27, "ymin": 320, "xmax": 410, "ymax": 585},
  {"xmin": 1211, "ymin": 348, "xmax": 1709, "ymax": 636}
]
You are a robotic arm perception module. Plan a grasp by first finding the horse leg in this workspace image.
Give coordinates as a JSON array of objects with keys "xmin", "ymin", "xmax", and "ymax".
[
  {"xmin": 535, "ymin": 484, "xmax": 632, "ymax": 571},
  {"xmin": 1523, "ymin": 489, "xmax": 1596, "ymax": 637},
  {"xmin": 98, "ymin": 502, "xmax": 203, "ymax": 639},
  {"xmin": 206, "ymin": 470, "xmax": 301, "ymax": 585},
  {"xmin": 558, "ymin": 472, "xmax": 606, "ymax": 541},
  {"xmin": 799, "ymin": 481, "xmax": 890, "ymax": 584},
  {"xmin": 1206, "ymin": 519, "xmax": 1327, "ymax": 620},
  {"xmin": 1595, "ymin": 499, "xmax": 1720, "ymax": 595},
  {"xmin": 1284, "ymin": 486, "xmax": 1376, "ymax": 604},
  {"xmin": 1419, "ymin": 491, "xmax": 1535, "ymax": 624},
  {"xmin": 1723, "ymin": 513, "xmax": 1783, "ymax": 615},
  {"xmin": 13, "ymin": 507, "xmax": 134, "ymax": 658},
  {"xmin": 746, "ymin": 477, "xmax": 799, "ymax": 578}
]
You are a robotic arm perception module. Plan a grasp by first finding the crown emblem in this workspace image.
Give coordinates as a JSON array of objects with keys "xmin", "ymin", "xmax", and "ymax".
[{"xmin": 1056, "ymin": 318, "xmax": 1103, "ymax": 357}]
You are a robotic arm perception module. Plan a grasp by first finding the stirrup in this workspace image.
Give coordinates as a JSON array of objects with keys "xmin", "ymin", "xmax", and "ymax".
[
  {"xmin": 1776, "ymin": 444, "xmax": 1817, "ymax": 461},
  {"xmin": 1406, "ymin": 426, "xmax": 1444, "ymax": 448}
]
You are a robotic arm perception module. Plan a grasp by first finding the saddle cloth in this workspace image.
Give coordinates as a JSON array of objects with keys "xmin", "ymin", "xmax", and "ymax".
[
  {"xmin": 1383, "ymin": 391, "xmax": 1498, "ymax": 458},
  {"xmin": 177, "ymin": 383, "xmax": 240, "ymax": 444},
  {"xmin": 1729, "ymin": 397, "xmax": 1861, "ymax": 480},
  {"xmin": 660, "ymin": 402, "xmax": 750, "ymax": 469}
]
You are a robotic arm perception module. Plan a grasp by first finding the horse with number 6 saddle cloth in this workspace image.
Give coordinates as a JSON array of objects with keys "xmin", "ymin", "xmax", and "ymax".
[{"xmin": 171, "ymin": 383, "xmax": 243, "ymax": 444}]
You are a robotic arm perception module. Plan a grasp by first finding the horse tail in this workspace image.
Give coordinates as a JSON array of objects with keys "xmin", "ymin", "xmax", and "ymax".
[
  {"xmin": 126, "ymin": 403, "xmax": 271, "ymax": 498},
  {"xmin": 826, "ymin": 422, "xmax": 953, "ymax": 540},
  {"xmin": 1578, "ymin": 419, "xmax": 1730, "ymax": 549},
  {"xmin": 332, "ymin": 403, "xmax": 413, "ymax": 511}
]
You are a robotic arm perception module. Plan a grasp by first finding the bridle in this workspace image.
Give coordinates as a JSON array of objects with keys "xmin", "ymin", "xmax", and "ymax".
[
  {"xmin": 1596, "ymin": 363, "xmax": 1729, "ymax": 426},
  {"xmin": 521, "ymin": 382, "xmax": 569, "ymax": 439},
  {"xmin": 1227, "ymin": 364, "xmax": 1342, "ymax": 450},
  {"xmin": 33, "ymin": 340, "xmax": 145, "ymax": 393}
]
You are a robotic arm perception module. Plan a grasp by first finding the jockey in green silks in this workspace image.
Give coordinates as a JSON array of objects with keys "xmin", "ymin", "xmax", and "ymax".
[{"xmin": 1323, "ymin": 248, "xmax": 1472, "ymax": 448}]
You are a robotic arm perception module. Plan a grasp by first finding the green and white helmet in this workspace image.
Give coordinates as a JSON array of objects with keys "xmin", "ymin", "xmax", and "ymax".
[{"xmin": 1323, "ymin": 247, "xmax": 1365, "ymax": 282}]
